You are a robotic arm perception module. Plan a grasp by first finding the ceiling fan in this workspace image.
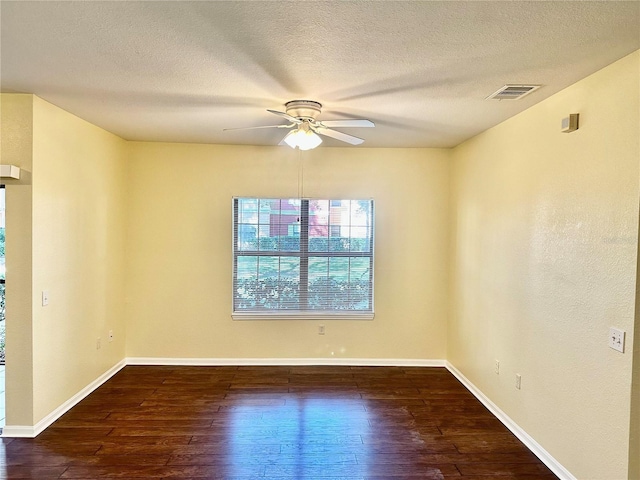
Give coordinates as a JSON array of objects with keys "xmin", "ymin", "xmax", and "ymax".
[{"xmin": 224, "ymin": 100, "xmax": 375, "ymax": 150}]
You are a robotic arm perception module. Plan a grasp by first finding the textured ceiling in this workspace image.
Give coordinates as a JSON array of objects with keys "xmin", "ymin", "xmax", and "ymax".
[{"xmin": 1, "ymin": 1, "xmax": 639, "ymax": 148}]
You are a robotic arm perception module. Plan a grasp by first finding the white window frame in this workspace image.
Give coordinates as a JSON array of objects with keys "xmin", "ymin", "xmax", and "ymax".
[{"xmin": 232, "ymin": 198, "xmax": 374, "ymax": 320}]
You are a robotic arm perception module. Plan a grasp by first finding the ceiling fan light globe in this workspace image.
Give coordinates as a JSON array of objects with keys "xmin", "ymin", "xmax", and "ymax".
[
  {"xmin": 284, "ymin": 128, "xmax": 322, "ymax": 150},
  {"xmin": 299, "ymin": 131, "xmax": 322, "ymax": 150},
  {"xmin": 283, "ymin": 131, "xmax": 297, "ymax": 149}
]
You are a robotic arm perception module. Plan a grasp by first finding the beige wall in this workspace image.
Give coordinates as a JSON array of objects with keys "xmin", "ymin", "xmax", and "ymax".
[
  {"xmin": 0, "ymin": 95, "xmax": 128, "ymax": 426},
  {"xmin": 125, "ymin": 143, "xmax": 450, "ymax": 360},
  {"xmin": 449, "ymin": 51, "xmax": 640, "ymax": 479},
  {"xmin": 1, "ymin": 94, "xmax": 35, "ymax": 425},
  {"xmin": 30, "ymin": 96, "xmax": 128, "ymax": 423}
]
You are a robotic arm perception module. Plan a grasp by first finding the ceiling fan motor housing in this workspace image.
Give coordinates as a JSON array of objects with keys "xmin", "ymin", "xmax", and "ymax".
[{"xmin": 285, "ymin": 100, "xmax": 322, "ymax": 120}]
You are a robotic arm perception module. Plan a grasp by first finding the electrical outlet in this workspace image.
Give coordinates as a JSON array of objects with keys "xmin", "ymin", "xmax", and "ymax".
[
  {"xmin": 96, "ymin": 337, "xmax": 101, "ymax": 350},
  {"xmin": 609, "ymin": 327, "xmax": 625, "ymax": 353},
  {"xmin": 494, "ymin": 359, "xmax": 500, "ymax": 375},
  {"xmin": 108, "ymin": 330, "xmax": 114, "ymax": 342},
  {"xmin": 42, "ymin": 290, "xmax": 49, "ymax": 306},
  {"xmin": 318, "ymin": 325, "xmax": 325, "ymax": 335},
  {"xmin": 515, "ymin": 374, "xmax": 522, "ymax": 390}
]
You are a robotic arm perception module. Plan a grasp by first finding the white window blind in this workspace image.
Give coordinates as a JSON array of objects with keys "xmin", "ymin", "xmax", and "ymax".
[{"xmin": 232, "ymin": 198, "xmax": 374, "ymax": 319}]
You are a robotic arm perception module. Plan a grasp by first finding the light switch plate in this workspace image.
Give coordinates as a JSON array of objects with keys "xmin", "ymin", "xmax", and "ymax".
[{"xmin": 42, "ymin": 290, "xmax": 49, "ymax": 306}]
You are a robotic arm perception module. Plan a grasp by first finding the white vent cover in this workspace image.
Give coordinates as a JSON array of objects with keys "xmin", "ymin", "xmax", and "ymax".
[{"xmin": 486, "ymin": 84, "xmax": 541, "ymax": 100}]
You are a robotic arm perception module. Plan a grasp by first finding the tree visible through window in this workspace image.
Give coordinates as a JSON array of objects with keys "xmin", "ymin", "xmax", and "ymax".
[{"xmin": 232, "ymin": 198, "xmax": 374, "ymax": 319}]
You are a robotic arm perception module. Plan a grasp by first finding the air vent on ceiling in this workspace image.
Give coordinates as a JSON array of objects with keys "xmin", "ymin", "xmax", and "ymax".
[{"xmin": 486, "ymin": 84, "xmax": 541, "ymax": 100}]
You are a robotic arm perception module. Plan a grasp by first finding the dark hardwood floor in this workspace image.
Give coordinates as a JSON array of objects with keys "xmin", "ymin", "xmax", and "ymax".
[{"xmin": 1, "ymin": 366, "xmax": 558, "ymax": 479}]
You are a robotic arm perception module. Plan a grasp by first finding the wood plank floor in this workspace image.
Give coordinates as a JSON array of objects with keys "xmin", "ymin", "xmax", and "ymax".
[{"xmin": 0, "ymin": 366, "xmax": 558, "ymax": 479}]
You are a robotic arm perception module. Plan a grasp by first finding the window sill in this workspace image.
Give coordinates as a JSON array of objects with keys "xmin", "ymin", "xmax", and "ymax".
[{"xmin": 232, "ymin": 311, "xmax": 374, "ymax": 321}]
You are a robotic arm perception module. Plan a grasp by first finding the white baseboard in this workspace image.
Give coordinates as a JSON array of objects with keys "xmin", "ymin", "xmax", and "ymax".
[
  {"xmin": 1, "ymin": 425, "xmax": 38, "ymax": 438},
  {"xmin": 446, "ymin": 362, "xmax": 576, "ymax": 480},
  {"xmin": 126, "ymin": 357, "xmax": 447, "ymax": 367},
  {"xmin": 2, "ymin": 359, "xmax": 126, "ymax": 438}
]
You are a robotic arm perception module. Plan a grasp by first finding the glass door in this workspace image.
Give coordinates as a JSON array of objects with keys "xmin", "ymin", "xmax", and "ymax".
[{"xmin": 0, "ymin": 185, "xmax": 6, "ymax": 427}]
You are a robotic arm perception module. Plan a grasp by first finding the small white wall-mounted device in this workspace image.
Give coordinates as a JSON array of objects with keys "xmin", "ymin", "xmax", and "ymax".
[
  {"xmin": 0, "ymin": 165, "xmax": 20, "ymax": 179},
  {"xmin": 561, "ymin": 113, "xmax": 579, "ymax": 133}
]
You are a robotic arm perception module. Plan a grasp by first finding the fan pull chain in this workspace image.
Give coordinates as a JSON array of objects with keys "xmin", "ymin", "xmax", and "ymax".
[{"xmin": 298, "ymin": 147, "xmax": 304, "ymax": 200}]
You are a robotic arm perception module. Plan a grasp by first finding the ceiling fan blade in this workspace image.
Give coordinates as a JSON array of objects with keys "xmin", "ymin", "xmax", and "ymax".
[
  {"xmin": 223, "ymin": 124, "xmax": 293, "ymax": 131},
  {"xmin": 314, "ymin": 127, "xmax": 364, "ymax": 145},
  {"xmin": 318, "ymin": 119, "xmax": 375, "ymax": 128},
  {"xmin": 267, "ymin": 109, "xmax": 302, "ymax": 124},
  {"xmin": 278, "ymin": 131, "xmax": 293, "ymax": 146}
]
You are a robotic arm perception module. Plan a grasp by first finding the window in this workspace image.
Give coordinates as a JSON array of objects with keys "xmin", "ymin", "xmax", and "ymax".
[{"xmin": 233, "ymin": 198, "xmax": 374, "ymax": 319}]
